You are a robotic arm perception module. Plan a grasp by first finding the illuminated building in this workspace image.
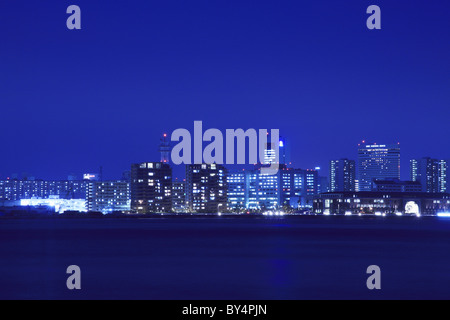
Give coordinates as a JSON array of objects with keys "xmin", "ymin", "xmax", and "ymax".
[
  {"xmin": 20, "ymin": 197, "xmax": 87, "ymax": 213},
  {"xmin": 0, "ymin": 179, "xmax": 88, "ymax": 202},
  {"xmin": 172, "ymin": 180, "xmax": 186, "ymax": 212},
  {"xmin": 258, "ymin": 171, "xmax": 281, "ymax": 210},
  {"xmin": 86, "ymin": 180, "xmax": 130, "ymax": 213},
  {"xmin": 245, "ymin": 171, "xmax": 259, "ymax": 209},
  {"xmin": 313, "ymin": 191, "xmax": 450, "ymax": 216},
  {"xmin": 330, "ymin": 159, "xmax": 356, "ymax": 192},
  {"xmin": 159, "ymin": 133, "xmax": 171, "ymax": 163},
  {"xmin": 130, "ymin": 162, "xmax": 172, "ymax": 214},
  {"xmin": 186, "ymin": 164, "xmax": 227, "ymax": 213},
  {"xmin": 243, "ymin": 166, "xmax": 320, "ymax": 210},
  {"xmin": 357, "ymin": 142, "xmax": 401, "ymax": 191},
  {"xmin": 227, "ymin": 171, "xmax": 246, "ymax": 211},
  {"xmin": 410, "ymin": 158, "xmax": 448, "ymax": 193}
]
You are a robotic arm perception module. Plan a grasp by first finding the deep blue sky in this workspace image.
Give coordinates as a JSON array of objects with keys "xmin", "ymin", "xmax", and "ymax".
[{"xmin": 1, "ymin": 0, "xmax": 449, "ymax": 180}]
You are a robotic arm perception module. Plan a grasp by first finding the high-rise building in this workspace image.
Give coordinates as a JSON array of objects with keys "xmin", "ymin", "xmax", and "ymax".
[
  {"xmin": 130, "ymin": 162, "xmax": 172, "ymax": 214},
  {"xmin": 245, "ymin": 170, "xmax": 259, "ymax": 210},
  {"xmin": 185, "ymin": 164, "xmax": 227, "ymax": 213},
  {"xmin": 172, "ymin": 180, "xmax": 186, "ymax": 212},
  {"xmin": 357, "ymin": 142, "xmax": 400, "ymax": 191},
  {"xmin": 86, "ymin": 180, "xmax": 130, "ymax": 213},
  {"xmin": 159, "ymin": 133, "xmax": 170, "ymax": 163},
  {"xmin": 227, "ymin": 171, "xmax": 246, "ymax": 211},
  {"xmin": 410, "ymin": 158, "xmax": 448, "ymax": 193},
  {"xmin": 258, "ymin": 171, "xmax": 281, "ymax": 210},
  {"xmin": 440, "ymin": 160, "xmax": 448, "ymax": 193},
  {"xmin": 330, "ymin": 159, "xmax": 356, "ymax": 192},
  {"xmin": 280, "ymin": 168, "xmax": 309, "ymax": 209}
]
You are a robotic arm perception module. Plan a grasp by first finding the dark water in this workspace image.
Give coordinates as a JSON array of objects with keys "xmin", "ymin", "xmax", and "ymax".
[{"xmin": 1, "ymin": 216, "xmax": 450, "ymax": 300}]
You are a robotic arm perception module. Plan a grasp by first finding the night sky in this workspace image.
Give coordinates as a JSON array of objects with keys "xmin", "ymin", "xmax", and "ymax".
[{"xmin": 1, "ymin": 1, "xmax": 449, "ymax": 180}]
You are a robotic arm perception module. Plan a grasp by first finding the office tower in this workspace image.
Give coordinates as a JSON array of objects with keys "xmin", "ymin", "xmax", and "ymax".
[
  {"xmin": 444, "ymin": 160, "xmax": 449, "ymax": 193},
  {"xmin": 258, "ymin": 171, "xmax": 281, "ymax": 210},
  {"xmin": 172, "ymin": 180, "xmax": 186, "ymax": 212},
  {"xmin": 410, "ymin": 158, "xmax": 448, "ymax": 193},
  {"xmin": 130, "ymin": 162, "xmax": 172, "ymax": 214},
  {"xmin": 159, "ymin": 133, "xmax": 170, "ymax": 163},
  {"xmin": 241, "ymin": 167, "xmax": 321, "ymax": 210},
  {"xmin": 185, "ymin": 164, "xmax": 227, "ymax": 213},
  {"xmin": 245, "ymin": 170, "xmax": 259, "ymax": 210},
  {"xmin": 357, "ymin": 142, "xmax": 400, "ymax": 191},
  {"xmin": 254, "ymin": 167, "xmax": 320, "ymax": 210},
  {"xmin": 330, "ymin": 159, "xmax": 356, "ymax": 192},
  {"xmin": 86, "ymin": 180, "xmax": 130, "ymax": 213},
  {"xmin": 227, "ymin": 171, "xmax": 246, "ymax": 211},
  {"xmin": 280, "ymin": 168, "xmax": 308, "ymax": 209}
]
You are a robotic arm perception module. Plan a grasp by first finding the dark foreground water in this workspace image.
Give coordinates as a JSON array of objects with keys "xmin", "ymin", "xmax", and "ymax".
[{"xmin": 1, "ymin": 216, "xmax": 450, "ymax": 300}]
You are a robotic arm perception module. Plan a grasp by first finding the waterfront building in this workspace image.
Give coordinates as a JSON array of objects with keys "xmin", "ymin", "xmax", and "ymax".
[
  {"xmin": 358, "ymin": 142, "xmax": 401, "ymax": 191},
  {"xmin": 86, "ymin": 180, "xmax": 130, "ymax": 213},
  {"xmin": 186, "ymin": 164, "xmax": 227, "ymax": 213},
  {"xmin": 313, "ymin": 191, "xmax": 450, "ymax": 216},
  {"xmin": 330, "ymin": 159, "xmax": 356, "ymax": 192},
  {"xmin": 130, "ymin": 162, "xmax": 172, "ymax": 214},
  {"xmin": 410, "ymin": 158, "xmax": 448, "ymax": 193}
]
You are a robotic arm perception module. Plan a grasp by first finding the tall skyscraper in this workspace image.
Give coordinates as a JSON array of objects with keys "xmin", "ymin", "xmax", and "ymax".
[
  {"xmin": 330, "ymin": 159, "xmax": 356, "ymax": 192},
  {"xmin": 410, "ymin": 158, "xmax": 448, "ymax": 193},
  {"xmin": 130, "ymin": 162, "xmax": 172, "ymax": 214},
  {"xmin": 172, "ymin": 180, "xmax": 186, "ymax": 212},
  {"xmin": 227, "ymin": 170, "xmax": 246, "ymax": 211},
  {"xmin": 185, "ymin": 164, "xmax": 227, "ymax": 213},
  {"xmin": 357, "ymin": 142, "xmax": 400, "ymax": 191},
  {"xmin": 159, "ymin": 133, "xmax": 170, "ymax": 163}
]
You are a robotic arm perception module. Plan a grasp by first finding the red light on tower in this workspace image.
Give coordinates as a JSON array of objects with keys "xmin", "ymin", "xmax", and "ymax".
[{"xmin": 160, "ymin": 133, "xmax": 170, "ymax": 163}]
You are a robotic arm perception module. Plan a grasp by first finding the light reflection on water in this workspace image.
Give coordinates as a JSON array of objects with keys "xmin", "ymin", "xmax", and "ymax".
[{"xmin": 0, "ymin": 216, "xmax": 449, "ymax": 300}]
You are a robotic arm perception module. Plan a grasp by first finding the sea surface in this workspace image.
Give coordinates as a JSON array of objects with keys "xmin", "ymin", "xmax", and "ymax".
[{"xmin": 1, "ymin": 216, "xmax": 450, "ymax": 300}]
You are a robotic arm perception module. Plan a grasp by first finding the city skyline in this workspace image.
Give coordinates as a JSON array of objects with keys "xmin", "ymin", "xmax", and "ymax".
[
  {"xmin": 1, "ymin": 1, "xmax": 449, "ymax": 181},
  {"xmin": 2, "ymin": 0, "xmax": 450, "ymax": 302},
  {"xmin": 1, "ymin": 137, "xmax": 448, "ymax": 183}
]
